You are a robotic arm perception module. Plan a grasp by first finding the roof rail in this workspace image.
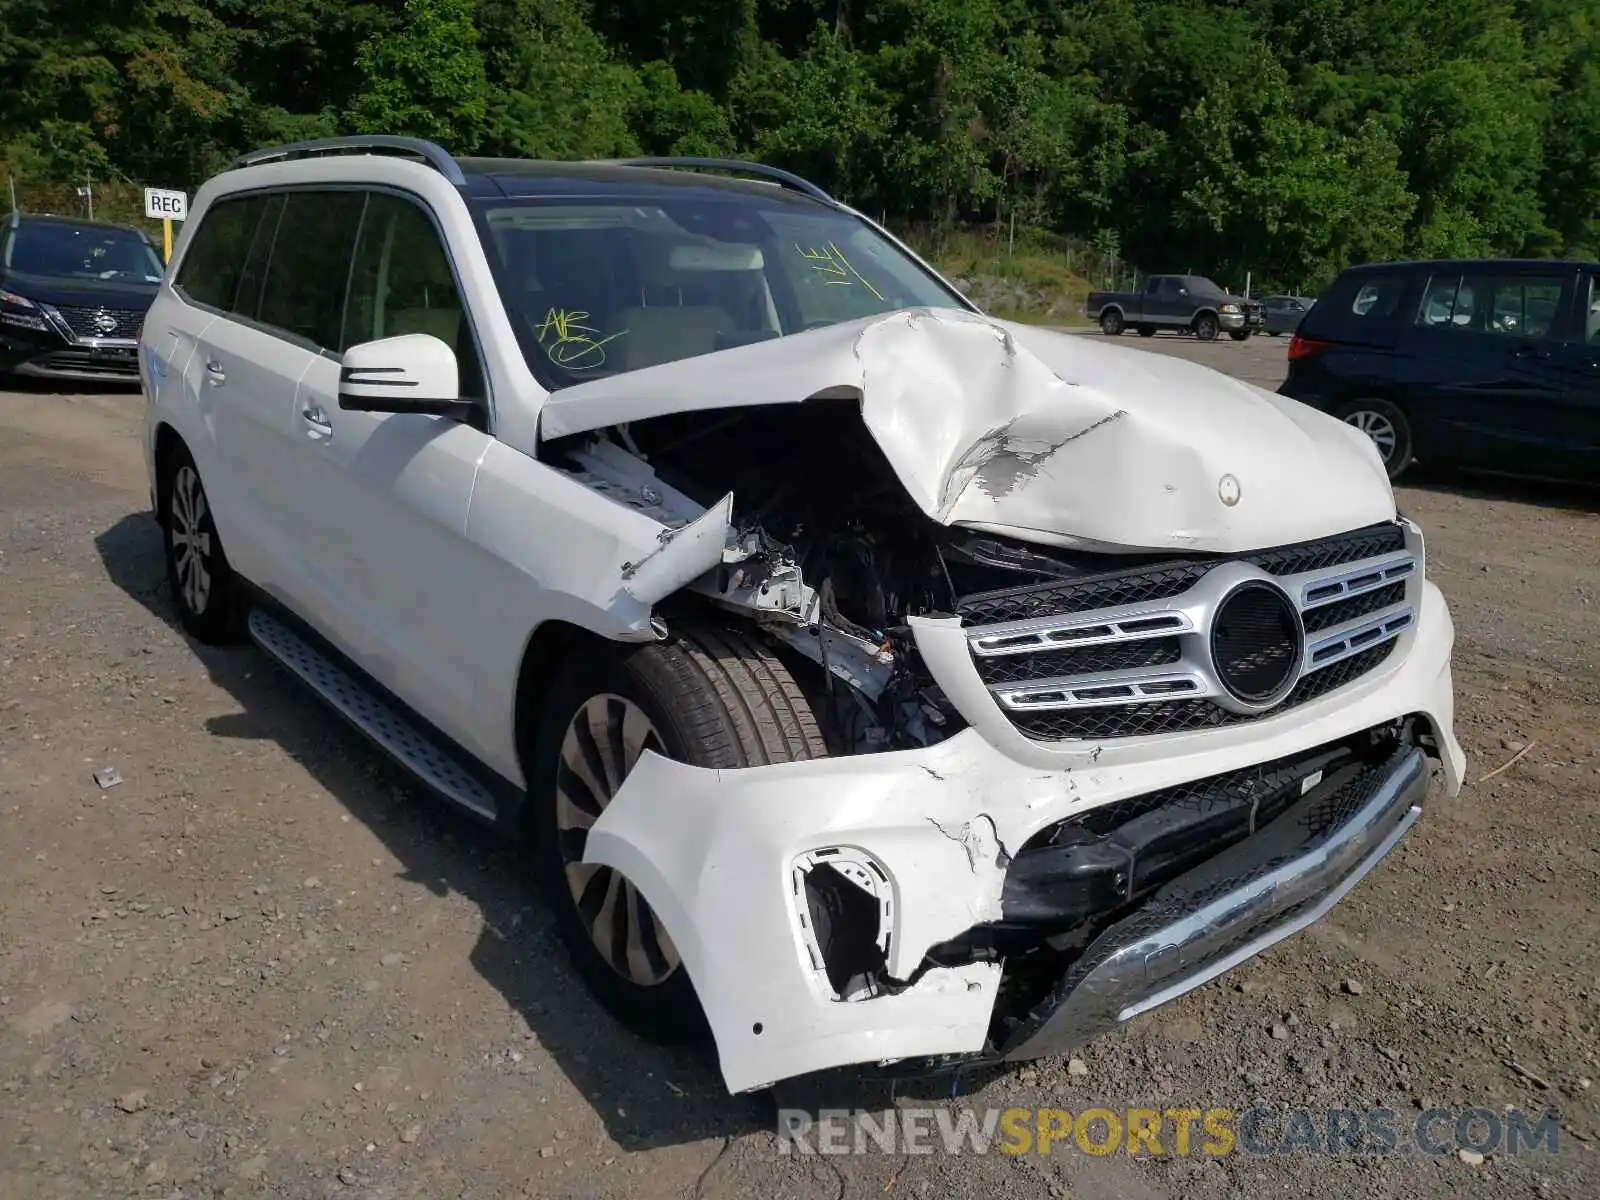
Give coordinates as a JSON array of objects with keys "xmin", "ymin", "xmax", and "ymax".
[
  {"xmin": 597, "ymin": 157, "xmax": 835, "ymax": 203},
  {"xmin": 228, "ymin": 136, "xmax": 467, "ymax": 186}
]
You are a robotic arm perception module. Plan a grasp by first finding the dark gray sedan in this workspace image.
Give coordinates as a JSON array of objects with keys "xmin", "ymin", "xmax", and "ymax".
[{"xmin": 1260, "ymin": 294, "xmax": 1313, "ymax": 336}]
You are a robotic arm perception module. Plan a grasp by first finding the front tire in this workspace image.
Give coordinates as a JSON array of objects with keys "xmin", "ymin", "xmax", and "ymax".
[
  {"xmin": 1136, "ymin": 325, "xmax": 1156, "ymax": 338},
  {"xmin": 528, "ymin": 620, "xmax": 828, "ymax": 1043},
  {"xmin": 1336, "ymin": 398, "xmax": 1414, "ymax": 480},
  {"xmin": 1228, "ymin": 329, "xmax": 1251, "ymax": 342},
  {"xmin": 160, "ymin": 443, "xmax": 243, "ymax": 644},
  {"xmin": 1099, "ymin": 309, "xmax": 1125, "ymax": 336},
  {"xmin": 1194, "ymin": 313, "xmax": 1220, "ymax": 341}
]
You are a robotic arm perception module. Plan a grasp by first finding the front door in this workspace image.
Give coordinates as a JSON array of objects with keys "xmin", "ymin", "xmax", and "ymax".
[{"xmin": 283, "ymin": 189, "xmax": 497, "ymax": 764}]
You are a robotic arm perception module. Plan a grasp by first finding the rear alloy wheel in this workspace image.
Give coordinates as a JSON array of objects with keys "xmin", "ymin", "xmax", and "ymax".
[
  {"xmin": 1194, "ymin": 313, "xmax": 1220, "ymax": 341},
  {"xmin": 1336, "ymin": 398, "xmax": 1414, "ymax": 481},
  {"xmin": 161, "ymin": 444, "xmax": 243, "ymax": 644},
  {"xmin": 529, "ymin": 620, "xmax": 828, "ymax": 1043},
  {"xmin": 1100, "ymin": 309, "xmax": 1124, "ymax": 336}
]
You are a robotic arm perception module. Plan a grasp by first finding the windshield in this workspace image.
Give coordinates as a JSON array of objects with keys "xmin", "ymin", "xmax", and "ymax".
[
  {"xmin": 4, "ymin": 222, "xmax": 165, "ymax": 284},
  {"xmin": 472, "ymin": 193, "xmax": 969, "ymax": 388}
]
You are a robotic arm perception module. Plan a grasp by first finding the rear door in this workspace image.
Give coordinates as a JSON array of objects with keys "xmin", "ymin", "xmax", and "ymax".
[
  {"xmin": 176, "ymin": 191, "xmax": 319, "ymax": 594},
  {"xmin": 1397, "ymin": 265, "xmax": 1577, "ymax": 473}
]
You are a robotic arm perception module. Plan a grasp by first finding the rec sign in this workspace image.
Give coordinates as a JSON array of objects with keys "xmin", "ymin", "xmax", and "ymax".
[{"xmin": 143, "ymin": 187, "xmax": 188, "ymax": 221}]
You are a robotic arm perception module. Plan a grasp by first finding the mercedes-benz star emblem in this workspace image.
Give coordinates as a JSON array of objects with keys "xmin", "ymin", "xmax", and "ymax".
[
  {"xmin": 1218, "ymin": 473, "xmax": 1241, "ymax": 506},
  {"xmin": 91, "ymin": 309, "xmax": 119, "ymax": 336}
]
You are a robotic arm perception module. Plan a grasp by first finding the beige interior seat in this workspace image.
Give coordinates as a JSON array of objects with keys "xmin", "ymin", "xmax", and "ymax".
[{"xmin": 611, "ymin": 305, "xmax": 733, "ymax": 371}]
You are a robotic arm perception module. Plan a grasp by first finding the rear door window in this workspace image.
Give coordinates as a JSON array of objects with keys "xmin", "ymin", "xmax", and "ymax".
[
  {"xmin": 256, "ymin": 191, "xmax": 367, "ymax": 350},
  {"xmin": 175, "ymin": 194, "xmax": 271, "ymax": 312},
  {"xmin": 1486, "ymin": 274, "xmax": 1567, "ymax": 340}
]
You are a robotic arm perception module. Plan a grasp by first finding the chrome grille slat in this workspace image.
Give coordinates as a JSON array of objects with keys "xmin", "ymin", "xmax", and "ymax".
[
  {"xmin": 968, "ymin": 607, "xmax": 1192, "ymax": 656},
  {"xmin": 994, "ymin": 668, "xmax": 1212, "ymax": 712},
  {"xmin": 962, "ymin": 522, "xmax": 1419, "ymax": 737}
]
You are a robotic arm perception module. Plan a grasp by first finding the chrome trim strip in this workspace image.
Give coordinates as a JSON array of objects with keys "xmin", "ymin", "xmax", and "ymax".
[
  {"xmin": 969, "ymin": 608, "xmax": 1193, "ymax": 657},
  {"xmin": 1302, "ymin": 606, "xmax": 1415, "ymax": 675},
  {"xmin": 1295, "ymin": 552, "xmax": 1416, "ymax": 610},
  {"xmin": 993, "ymin": 669, "xmax": 1212, "ymax": 711}
]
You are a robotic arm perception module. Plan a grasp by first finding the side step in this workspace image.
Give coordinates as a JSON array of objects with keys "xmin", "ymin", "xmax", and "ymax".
[{"xmin": 247, "ymin": 608, "xmax": 499, "ymax": 821}]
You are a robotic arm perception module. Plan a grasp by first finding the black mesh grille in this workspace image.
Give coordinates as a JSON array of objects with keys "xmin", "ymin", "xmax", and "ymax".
[
  {"xmin": 957, "ymin": 523, "xmax": 1405, "ymax": 628},
  {"xmin": 1010, "ymin": 641, "xmax": 1396, "ymax": 741},
  {"xmin": 1301, "ymin": 581, "xmax": 1407, "ymax": 634},
  {"xmin": 1038, "ymin": 746, "xmax": 1341, "ymax": 845},
  {"xmin": 53, "ymin": 304, "xmax": 145, "ymax": 339},
  {"xmin": 974, "ymin": 637, "xmax": 1181, "ymax": 686},
  {"xmin": 1243, "ymin": 523, "xmax": 1406, "ymax": 576},
  {"xmin": 958, "ymin": 563, "xmax": 1212, "ymax": 627}
]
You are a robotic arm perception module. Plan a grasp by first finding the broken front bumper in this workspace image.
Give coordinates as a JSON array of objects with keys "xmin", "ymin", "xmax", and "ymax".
[
  {"xmin": 584, "ymin": 582, "xmax": 1463, "ymax": 1095},
  {"xmin": 998, "ymin": 745, "xmax": 1426, "ymax": 1060}
]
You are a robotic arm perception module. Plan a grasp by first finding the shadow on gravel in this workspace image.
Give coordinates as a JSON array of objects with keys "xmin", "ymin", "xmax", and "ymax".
[
  {"xmin": 1398, "ymin": 464, "xmax": 1600, "ymax": 514},
  {"xmin": 93, "ymin": 511, "xmax": 1001, "ymax": 1155}
]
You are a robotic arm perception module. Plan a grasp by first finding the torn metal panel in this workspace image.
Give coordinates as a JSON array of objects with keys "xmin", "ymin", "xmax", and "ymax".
[
  {"xmin": 618, "ymin": 492, "xmax": 735, "ymax": 608},
  {"xmin": 537, "ymin": 308, "xmax": 1396, "ymax": 555}
]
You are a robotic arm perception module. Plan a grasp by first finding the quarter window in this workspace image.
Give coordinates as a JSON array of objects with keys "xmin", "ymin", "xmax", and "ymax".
[
  {"xmin": 1350, "ymin": 275, "xmax": 1403, "ymax": 319},
  {"xmin": 256, "ymin": 191, "xmax": 367, "ymax": 349}
]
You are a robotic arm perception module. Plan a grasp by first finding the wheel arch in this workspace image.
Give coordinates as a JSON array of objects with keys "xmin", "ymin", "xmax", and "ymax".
[
  {"xmin": 152, "ymin": 422, "xmax": 186, "ymax": 525},
  {"xmin": 1190, "ymin": 307, "xmax": 1220, "ymax": 328},
  {"xmin": 511, "ymin": 617, "xmax": 595, "ymax": 810}
]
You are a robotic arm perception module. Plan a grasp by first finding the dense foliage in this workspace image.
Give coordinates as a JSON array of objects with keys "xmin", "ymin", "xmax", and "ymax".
[{"xmin": 1, "ymin": 0, "xmax": 1594, "ymax": 290}]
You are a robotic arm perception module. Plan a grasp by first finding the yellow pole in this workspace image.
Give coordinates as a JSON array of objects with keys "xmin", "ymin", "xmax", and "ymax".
[{"xmin": 163, "ymin": 218, "xmax": 172, "ymax": 264}]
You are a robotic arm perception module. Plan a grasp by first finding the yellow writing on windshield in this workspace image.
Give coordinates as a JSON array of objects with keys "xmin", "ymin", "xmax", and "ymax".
[
  {"xmin": 795, "ymin": 242, "xmax": 885, "ymax": 301},
  {"xmin": 536, "ymin": 308, "xmax": 626, "ymax": 370}
]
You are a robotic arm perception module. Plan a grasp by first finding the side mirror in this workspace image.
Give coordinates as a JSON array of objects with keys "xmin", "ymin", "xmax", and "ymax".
[{"xmin": 338, "ymin": 333, "xmax": 473, "ymax": 417}]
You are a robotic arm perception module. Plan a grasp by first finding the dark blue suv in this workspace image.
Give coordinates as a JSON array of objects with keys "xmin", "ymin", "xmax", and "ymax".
[{"xmin": 1279, "ymin": 258, "xmax": 1600, "ymax": 482}]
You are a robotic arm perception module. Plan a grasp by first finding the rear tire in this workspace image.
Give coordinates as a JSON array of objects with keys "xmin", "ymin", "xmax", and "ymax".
[
  {"xmin": 159, "ymin": 442, "xmax": 244, "ymax": 644},
  {"xmin": 1136, "ymin": 325, "xmax": 1156, "ymax": 338},
  {"xmin": 1335, "ymin": 397, "xmax": 1414, "ymax": 481},
  {"xmin": 528, "ymin": 619, "xmax": 829, "ymax": 1044},
  {"xmin": 1194, "ymin": 313, "xmax": 1220, "ymax": 341},
  {"xmin": 1099, "ymin": 309, "xmax": 1124, "ymax": 336}
]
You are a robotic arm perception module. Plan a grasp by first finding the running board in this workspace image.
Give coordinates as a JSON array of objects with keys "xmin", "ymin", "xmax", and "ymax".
[{"xmin": 247, "ymin": 609, "xmax": 499, "ymax": 821}]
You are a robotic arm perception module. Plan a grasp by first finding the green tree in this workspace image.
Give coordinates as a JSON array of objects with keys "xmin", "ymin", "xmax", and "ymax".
[{"xmin": 347, "ymin": 0, "xmax": 489, "ymax": 149}]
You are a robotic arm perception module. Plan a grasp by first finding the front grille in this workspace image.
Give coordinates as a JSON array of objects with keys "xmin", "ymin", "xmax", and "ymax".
[
  {"xmin": 960, "ymin": 521, "xmax": 1414, "ymax": 742},
  {"xmin": 1009, "ymin": 641, "xmax": 1396, "ymax": 741},
  {"xmin": 52, "ymin": 304, "xmax": 145, "ymax": 340}
]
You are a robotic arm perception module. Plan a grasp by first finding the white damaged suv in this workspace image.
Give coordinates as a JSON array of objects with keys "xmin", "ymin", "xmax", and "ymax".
[{"xmin": 140, "ymin": 137, "xmax": 1465, "ymax": 1095}]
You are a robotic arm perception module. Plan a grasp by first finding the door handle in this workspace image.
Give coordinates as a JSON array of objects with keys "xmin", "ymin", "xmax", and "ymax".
[
  {"xmin": 300, "ymin": 405, "xmax": 333, "ymax": 439},
  {"xmin": 204, "ymin": 358, "xmax": 225, "ymax": 385}
]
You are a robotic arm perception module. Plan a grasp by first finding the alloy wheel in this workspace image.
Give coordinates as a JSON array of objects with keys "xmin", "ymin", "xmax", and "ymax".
[
  {"xmin": 554, "ymin": 694, "xmax": 681, "ymax": 986},
  {"xmin": 169, "ymin": 465, "xmax": 213, "ymax": 615},
  {"xmin": 1343, "ymin": 409, "xmax": 1399, "ymax": 462}
]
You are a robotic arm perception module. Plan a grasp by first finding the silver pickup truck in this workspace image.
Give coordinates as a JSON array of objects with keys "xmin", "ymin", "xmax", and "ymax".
[{"xmin": 1086, "ymin": 274, "xmax": 1264, "ymax": 341}]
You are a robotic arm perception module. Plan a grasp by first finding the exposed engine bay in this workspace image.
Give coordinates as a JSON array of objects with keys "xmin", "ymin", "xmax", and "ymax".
[{"xmin": 545, "ymin": 397, "xmax": 1200, "ymax": 755}]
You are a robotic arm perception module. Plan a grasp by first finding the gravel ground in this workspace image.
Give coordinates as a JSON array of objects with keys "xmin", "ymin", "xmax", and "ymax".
[{"xmin": 2, "ymin": 334, "xmax": 1596, "ymax": 1199}]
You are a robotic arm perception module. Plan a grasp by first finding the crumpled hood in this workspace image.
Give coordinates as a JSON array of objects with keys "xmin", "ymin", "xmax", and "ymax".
[{"xmin": 536, "ymin": 307, "xmax": 1395, "ymax": 554}]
